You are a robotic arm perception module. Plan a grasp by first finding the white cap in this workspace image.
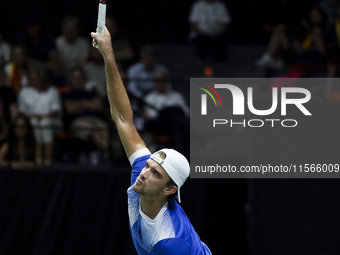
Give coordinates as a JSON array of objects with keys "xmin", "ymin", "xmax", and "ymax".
[{"xmin": 150, "ymin": 149, "xmax": 190, "ymax": 203}]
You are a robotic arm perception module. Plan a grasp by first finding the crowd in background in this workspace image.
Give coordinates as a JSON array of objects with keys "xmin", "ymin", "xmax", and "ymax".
[{"xmin": 1, "ymin": 0, "xmax": 340, "ymax": 168}]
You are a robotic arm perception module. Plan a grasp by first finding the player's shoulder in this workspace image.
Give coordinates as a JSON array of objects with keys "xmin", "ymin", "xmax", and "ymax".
[{"xmin": 129, "ymin": 148, "xmax": 151, "ymax": 166}]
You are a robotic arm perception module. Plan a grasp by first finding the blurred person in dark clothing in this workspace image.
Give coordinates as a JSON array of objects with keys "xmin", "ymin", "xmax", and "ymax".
[
  {"xmin": 0, "ymin": 114, "xmax": 35, "ymax": 169},
  {"xmin": 0, "ymin": 69, "xmax": 17, "ymax": 125},
  {"xmin": 62, "ymin": 66, "xmax": 109, "ymax": 153},
  {"xmin": 18, "ymin": 69, "xmax": 62, "ymax": 166},
  {"xmin": 4, "ymin": 45, "xmax": 30, "ymax": 92},
  {"xmin": 0, "ymin": 69, "xmax": 17, "ymax": 151},
  {"xmin": 256, "ymin": 6, "xmax": 328, "ymax": 75},
  {"xmin": 46, "ymin": 49, "xmax": 67, "ymax": 87},
  {"xmin": 317, "ymin": 0, "xmax": 339, "ymax": 27},
  {"xmin": 323, "ymin": 2, "xmax": 340, "ymax": 100},
  {"xmin": 106, "ymin": 16, "xmax": 134, "ymax": 68},
  {"xmin": 188, "ymin": 0, "xmax": 232, "ymax": 62},
  {"xmin": 16, "ymin": 14, "xmax": 55, "ymax": 62},
  {"xmin": 325, "ymin": 2, "xmax": 340, "ymax": 77}
]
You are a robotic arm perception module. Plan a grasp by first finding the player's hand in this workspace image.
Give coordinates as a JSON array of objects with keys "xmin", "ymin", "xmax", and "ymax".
[{"xmin": 91, "ymin": 26, "xmax": 113, "ymax": 57}]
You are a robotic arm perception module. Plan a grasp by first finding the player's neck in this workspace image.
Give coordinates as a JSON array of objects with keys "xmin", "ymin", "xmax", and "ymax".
[{"xmin": 140, "ymin": 196, "xmax": 167, "ymax": 220}]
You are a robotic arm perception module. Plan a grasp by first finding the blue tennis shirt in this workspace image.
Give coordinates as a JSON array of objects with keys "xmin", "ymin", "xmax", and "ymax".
[{"xmin": 128, "ymin": 148, "xmax": 212, "ymax": 255}]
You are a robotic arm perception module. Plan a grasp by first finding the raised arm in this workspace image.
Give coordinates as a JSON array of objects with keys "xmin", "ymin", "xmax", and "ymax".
[{"xmin": 91, "ymin": 27, "xmax": 146, "ymax": 158}]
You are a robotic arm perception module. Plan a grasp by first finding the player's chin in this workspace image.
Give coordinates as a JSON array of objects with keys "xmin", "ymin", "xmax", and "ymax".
[{"xmin": 132, "ymin": 183, "xmax": 142, "ymax": 194}]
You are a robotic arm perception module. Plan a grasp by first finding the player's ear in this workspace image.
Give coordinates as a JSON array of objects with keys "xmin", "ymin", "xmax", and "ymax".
[{"xmin": 164, "ymin": 184, "xmax": 177, "ymax": 196}]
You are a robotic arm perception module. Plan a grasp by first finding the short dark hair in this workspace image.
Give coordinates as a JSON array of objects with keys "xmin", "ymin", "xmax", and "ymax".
[
  {"xmin": 139, "ymin": 45, "xmax": 155, "ymax": 58},
  {"xmin": 62, "ymin": 15, "xmax": 79, "ymax": 28},
  {"xmin": 157, "ymin": 151, "xmax": 178, "ymax": 201}
]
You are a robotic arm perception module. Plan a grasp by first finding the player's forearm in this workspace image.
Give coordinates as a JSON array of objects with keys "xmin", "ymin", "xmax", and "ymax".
[{"xmin": 104, "ymin": 53, "xmax": 133, "ymax": 123}]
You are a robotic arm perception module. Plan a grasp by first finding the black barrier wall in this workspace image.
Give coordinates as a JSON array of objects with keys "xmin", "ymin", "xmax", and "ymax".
[{"xmin": 0, "ymin": 169, "xmax": 247, "ymax": 255}]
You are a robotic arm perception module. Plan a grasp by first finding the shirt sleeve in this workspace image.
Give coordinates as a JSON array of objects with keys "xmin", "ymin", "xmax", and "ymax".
[
  {"xmin": 152, "ymin": 238, "xmax": 191, "ymax": 255},
  {"xmin": 144, "ymin": 93, "xmax": 159, "ymax": 120},
  {"xmin": 129, "ymin": 148, "xmax": 151, "ymax": 186},
  {"xmin": 175, "ymin": 93, "xmax": 189, "ymax": 117}
]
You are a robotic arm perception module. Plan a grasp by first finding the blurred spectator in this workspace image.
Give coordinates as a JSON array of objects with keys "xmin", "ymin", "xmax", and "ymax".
[
  {"xmin": 46, "ymin": 49, "xmax": 67, "ymax": 86},
  {"xmin": 188, "ymin": 0, "xmax": 231, "ymax": 62},
  {"xmin": 0, "ymin": 114, "xmax": 35, "ymax": 169},
  {"xmin": 18, "ymin": 69, "xmax": 62, "ymax": 166},
  {"xmin": 144, "ymin": 70, "xmax": 189, "ymax": 120},
  {"xmin": 317, "ymin": 0, "xmax": 339, "ymax": 27},
  {"xmin": 325, "ymin": 2, "xmax": 340, "ymax": 73},
  {"xmin": 143, "ymin": 70, "xmax": 189, "ymax": 153},
  {"xmin": 4, "ymin": 45, "xmax": 30, "ymax": 92},
  {"xmin": 127, "ymin": 45, "xmax": 169, "ymax": 98},
  {"xmin": 0, "ymin": 69, "xmax": 17, "ymax": 141},
  {"xmin": 256, "ymin": 6, "xmax": 328, "ymax": 73},
  {"xmin": 0, "ymin": 69, "xmax": 17, "ymax": 120},
  {"xmin": 106, "ymin": 16, "xmax": 134, "ymax": 68},
  {"xmin": 0, "ymin": 99, "xmax": 6, "ymax": 148},
  {"xmin": 84, "ymin": 47, "xmax": 106, "ymax": 96},
  {"xmin": 260, "ymin": 0, "xmax": 303, "ymax": 37},
  {"xmin": 16, "ymin": 14, "xmax": 55, "ymax": 62},
  {"xmin": 0, "ymin": 32, "xmax": 11, "ymax": 67},
  {"xmin": 62, "ymin": 67, "xmax": 109, "ymax": 153},
  {"xmin": 55, "ymin": 16, "xmax": 90, "ymax": 71}
]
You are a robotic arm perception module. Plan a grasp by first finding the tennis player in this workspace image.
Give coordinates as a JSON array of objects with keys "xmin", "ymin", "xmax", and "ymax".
[{"xmin": 91, "ymin": 27, "xmax": 212, "ymax": 255}]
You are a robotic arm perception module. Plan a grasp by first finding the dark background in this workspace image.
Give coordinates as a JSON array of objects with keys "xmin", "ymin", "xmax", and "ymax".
[
  {"xmin": 0, "ymin": 0, "xmax": 317, "ymax": 46},
  {"xmin": 1, "ymin": 0, "xmax": 340, "ymax": 255}
]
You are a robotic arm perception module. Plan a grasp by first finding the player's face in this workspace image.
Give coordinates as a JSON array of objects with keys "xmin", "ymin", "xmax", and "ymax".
[{"xmin": 132, "ymin": 157, "xmax": 171, "ymax": 199}]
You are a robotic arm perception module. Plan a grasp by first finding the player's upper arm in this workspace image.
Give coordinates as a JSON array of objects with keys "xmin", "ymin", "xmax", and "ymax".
[{"xmin": 115, "ymin": 117, "xmax": 147, "ymax": 159}]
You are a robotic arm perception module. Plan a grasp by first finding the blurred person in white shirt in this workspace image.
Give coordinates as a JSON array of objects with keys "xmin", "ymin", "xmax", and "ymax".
[
  {"xmin": 144, "ymin": 70, "xmax": 188, "ymax": 120},
  {"xmin": 55, "ymin": 16, "xmax": 90, "ymax": 71},
  {"xmin": 189, "ymin": 0, "xmax": 232, "ymax": 62},
  {"xmin": 144, "ymin": 70, "xmax": 189, "ymax": 153},
  {"xmin": 18, "ymin": 69, "xmax": 62, "ymax": 166}
]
